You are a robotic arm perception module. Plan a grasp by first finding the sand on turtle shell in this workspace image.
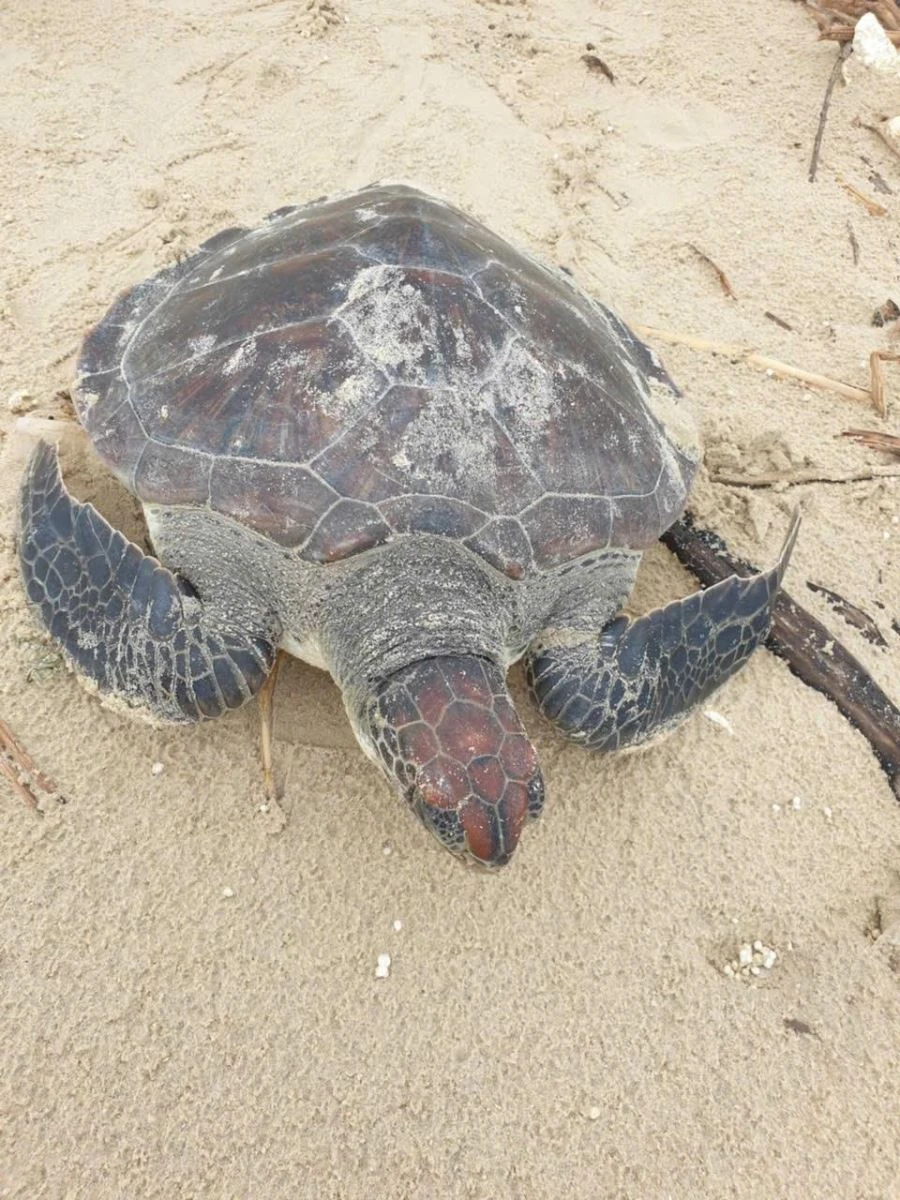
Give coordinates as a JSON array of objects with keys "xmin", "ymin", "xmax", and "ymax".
[{"xmin": 1, "ymin": 2, "xmax": 900, "ymax": 1198}]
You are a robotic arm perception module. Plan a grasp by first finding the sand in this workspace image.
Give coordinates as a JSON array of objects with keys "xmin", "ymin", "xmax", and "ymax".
[{"xmin": 2, "ymin": 1, "xmax": 900, "ymax": 1196}]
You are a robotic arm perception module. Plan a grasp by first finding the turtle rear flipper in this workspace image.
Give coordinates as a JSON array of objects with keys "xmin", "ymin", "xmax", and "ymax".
[
  {"xmin": 527, "ymin": 514, "xmax": 799, "ymax": 752},
  {"xmin": 18, "ymin": 442, "xmax": 278, "ymax": 723}
]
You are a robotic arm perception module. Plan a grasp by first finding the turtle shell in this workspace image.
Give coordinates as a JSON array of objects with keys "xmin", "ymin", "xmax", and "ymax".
[{"xmin": 77, "ymin": 183, "xmax": 698, "ymax": 577}]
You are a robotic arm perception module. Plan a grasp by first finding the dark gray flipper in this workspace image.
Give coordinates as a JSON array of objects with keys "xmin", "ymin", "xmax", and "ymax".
[
  {"xmin": 18, "ymin": 442, "xmax": 279, "ymax": 723},
  {"xmin": 526, "ymin": 513, "xmax": 800, "ymax": 752}
]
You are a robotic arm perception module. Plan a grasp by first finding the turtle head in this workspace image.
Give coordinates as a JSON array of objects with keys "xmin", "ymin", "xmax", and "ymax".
[{"xmin": 362, "ymin": 655, "xmax": 545, "ymax": 867}]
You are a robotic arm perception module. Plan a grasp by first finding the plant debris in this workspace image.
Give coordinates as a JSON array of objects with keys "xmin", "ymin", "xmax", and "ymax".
[
  {"xmin": 687, "ymin": 243, "xmax": 737, "ymax": 299},
  {"xmin": 580, "ymin": 52, "xmax": 615, "ymax": 83},
  {"xmin": 872, "ymin": 298, "xmax": 900, "ymax": 326},
  {"xmin": 841, "ymin": 427, "xmax": 900, "ymax": 454},
  {"xmin": 806, "ymin": 1, "xmax": 900, "ymax": 44},
  {"xmin": 0, "ymin": 718, "xmax": 63, "ymax": 812},
  {"xmin": 806, "ymin": 581, "xmax": 888, "ymax": 645}
]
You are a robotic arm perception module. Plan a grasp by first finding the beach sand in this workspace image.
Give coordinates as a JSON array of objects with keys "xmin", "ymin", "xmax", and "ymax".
[{"xmin": 2, "ymin": 1, "xmax": 899, "ymax": 1195}]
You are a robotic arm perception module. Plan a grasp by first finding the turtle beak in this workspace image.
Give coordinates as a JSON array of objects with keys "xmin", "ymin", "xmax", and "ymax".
[{"xmin": 365, "ymin": 655, "xmax": 545, "ymax": 867}]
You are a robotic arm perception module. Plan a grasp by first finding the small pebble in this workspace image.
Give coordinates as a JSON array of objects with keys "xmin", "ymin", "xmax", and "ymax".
[
  {"xmin": 375, "ymin": 952, "xmax": 392, "ymax": 979},
  {"xmin": 762, "ymin": 948, "xmax": 777, "ymax": 970},
  {"xmin": 739, "ymin": 944, "xmax": 753, "ymax": 966},
  {"xmin": 587, "ymin": 1106, "xmax": 602, "ymax": 1121},
  {"xmin": 750, "ymin": 964, "xmax": 761, "ymax": 976},
  {"xmin": 221, "ymin": 886, "xmax": 235, "ymax": 899},
  {"xmin": 150, "ymin": 761, "xmax": 164, "ymax": 776},
  {"xmin": 392, "ymin": 919, "xmax": 403, "ymax": 932},
  {"xmin": 382, "ymin": 843, "xmax": 393, "ymax": 856},
  {"xmin": 753, "ymin": 940, "xmax": 763, "ymax": 952},
  {"xmin": 791, "ymin": 795, "xmax": 803, "ymax": 811},
  {"xmin": 823, "ymin": 805, "xmax": 833, "ymax": 821},
  {"xmin": 772, "ymin": 802, "xmax": 781, "ymax": 813}
]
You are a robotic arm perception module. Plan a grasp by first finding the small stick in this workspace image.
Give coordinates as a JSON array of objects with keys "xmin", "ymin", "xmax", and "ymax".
[
  {"xmin": 0, "ymin": 718, "xmax": 61, "ymax": 811},
  {"xmin": 662, "ymin": 516, "xmax": 900, "ymax": 797},
  {"xmin": 809, "ymin": 43, "xmax": 850, "ymax": 182},
  {"xmin": 687, "ymin": 243, "xmax": 737, "ymax": 299},
  {"xmin": 764, "ymin": 311, "xmax": 794, "ymax": 331},
  {"xmin": 871, "ymin": 351, "xmax": 899, "ymax": 418},
  {"xmin": 710, "ymin": 464, "xmax": 900, "ymax": 487},
  {"xmin": 820, "ymin": 26, "xmax": 900, "ymax": 42},
  {"xmin": 633, "ymin": 323, "xmax": 875, "ymax": 406},
  {"xmin": 847, "ymin": 221, "xmax": 860, "ymax": 264},
  {"xmin": 841, "ymin": 428, "xmax": 900, "ymax": 455},
  {"xmin": 258, "ymin": 650, "xmax": 284, "ymax": 804},
  {"xmin": 871, "ymin": 350, "xmax": 887, "ymax": 417},
  {"xmin": 839, "ymin": 177, "xmax": 888, "ymax": 217}
]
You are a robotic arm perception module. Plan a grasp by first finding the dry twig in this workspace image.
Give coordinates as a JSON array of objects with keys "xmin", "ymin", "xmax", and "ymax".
[
  {"xmin": 686, "ymin": 243, "xmax": 737, "ymax": 299},
  {"xmin": 634, "ymin": 323, "xmax": 878, "ymax": 408},
  {"xmin": 764, "ymin": 311, "xmax": 794, "ymax": 331},
  {"xmin": 868, "ymin": 351, "xmax": 900, "ymax": 417},
  {"xmin": 809, "ymin": 43, "xmax": 851, "ymax": 182},
  {"xmin": 841, "ymin": 427, "xmax": 900, "ymax": 454},
  {"xmin": 710, "ymin": 464, "xmax": 900, "ymax": 487},
  {"xmin": 838, "ymin": 176, "xmax": 888, "ymax": 216},
  {"xmin": 0, "ymin": 718, "xmax": 61, "ymax": 812}
]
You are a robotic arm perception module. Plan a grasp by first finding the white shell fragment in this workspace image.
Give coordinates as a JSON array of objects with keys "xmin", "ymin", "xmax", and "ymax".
[
  {"xmin": 702, "ymin": 709, "xmax": 734, "ymax": 734},
  {"xmin": 221, "ymin": 886, "xmax": 235, "ymax": 899},
  {"xmin": 150, "ymin": 761, "xmax": 164, "ymax": 776},
  {"xmin": 375, "ymin": 952, "xmax": 392, "ymax": 979},
  {"xmin": 392, "ymin": 919, "xmax": 403, "ymax": 932},
  {"xmin": 725, "ymin": 939, "xmax": 779, "ymax": 982},
  {"xmin": 852, "ymin": 13, "xmax": 900, "ymax": 75}
]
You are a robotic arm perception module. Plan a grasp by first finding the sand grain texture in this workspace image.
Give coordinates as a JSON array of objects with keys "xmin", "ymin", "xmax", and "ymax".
[{"xmin": 2, "ymin": 1, "xmax": 900, "ymax": 1197}]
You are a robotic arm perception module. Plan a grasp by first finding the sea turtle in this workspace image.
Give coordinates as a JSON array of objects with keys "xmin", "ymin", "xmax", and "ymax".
[{"xmin": 18, "ymin": 183, "xmax": 797, "ymax": 866}]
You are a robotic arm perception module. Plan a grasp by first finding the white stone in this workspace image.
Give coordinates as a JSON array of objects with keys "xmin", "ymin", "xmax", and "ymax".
[
  {"xmin": 762, "ymin": 949, "xmax": 777, "ymax": 970},
  {"xmin": 375, "ymin": 952, "xmax": 392, "ymax": 979},
  {"xmin": 853, "ymin": 14, "xmax": 900, "ymax": 75},
  {"xmin": 221, "ymin": 886, "xmax": 235, "ymax": 898},
  {"xmin": 739, "ymin": 944, "xmax": 753, "ymax": 966},
  {"xmin": 150, "ymin": 761, "xmax": 164, "ymax": 776},
  {"xmin": 392, "ymin": 919, "xmax": 403, "ymax": 932},
  {"xmin": 884, "ymin": 117, "xmax": 900, "ymax": 155}
]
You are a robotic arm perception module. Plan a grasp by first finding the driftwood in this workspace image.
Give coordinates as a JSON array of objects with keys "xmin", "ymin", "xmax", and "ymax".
[{"xmin": 662, "ymin": 515, "xmax": 900, "ymax": 798}]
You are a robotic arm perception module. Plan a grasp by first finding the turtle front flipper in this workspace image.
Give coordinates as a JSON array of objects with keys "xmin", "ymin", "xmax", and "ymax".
[
  {"xmin": 526, "ymin": 513, "xmax": 799, "ymax": 752},
  {"xmin": 18, "ymin": 442, "xmax": 279, "ymax": 723}
]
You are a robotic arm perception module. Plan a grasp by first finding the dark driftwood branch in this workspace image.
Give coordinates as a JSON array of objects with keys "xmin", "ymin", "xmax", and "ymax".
[{"xmin": 662, "ymin": 515, "xmax": 900, "ymax": 798}]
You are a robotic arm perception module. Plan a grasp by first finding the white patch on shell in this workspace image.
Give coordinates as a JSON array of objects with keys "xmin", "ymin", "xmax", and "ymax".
[
  {"xmin": 223, "ymin": 337, "xmax": 258, "ymax": 376},
  {"xmin": 189, "ymin": 334, "xmax": 217, "ymax": 360}
]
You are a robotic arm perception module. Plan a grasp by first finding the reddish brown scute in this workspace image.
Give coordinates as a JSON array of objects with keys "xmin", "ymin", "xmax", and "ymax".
[{"xmin": 77, "ymin": 183, "xmax": 698, "ymax": 574}]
